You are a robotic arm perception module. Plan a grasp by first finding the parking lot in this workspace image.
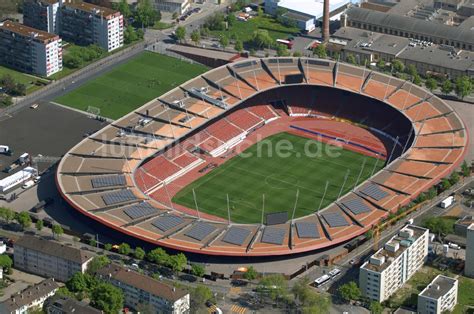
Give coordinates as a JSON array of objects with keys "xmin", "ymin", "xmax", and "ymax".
[{"xmin": 0, "ymin": 102, "xmax": 106, "ymax": 180}]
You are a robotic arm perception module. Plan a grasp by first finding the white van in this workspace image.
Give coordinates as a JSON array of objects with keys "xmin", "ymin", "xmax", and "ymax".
[{"xmin": 22, "ymin": 180, "xmax": 35, "ymax": 189}]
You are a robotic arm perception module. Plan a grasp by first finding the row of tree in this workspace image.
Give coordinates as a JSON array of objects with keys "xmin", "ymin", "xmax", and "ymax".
[
  {"xmin": 0, "ymin": 207, "xmax": 64, "ymax": 237},
  {"xmin": 63, "ymin": 45, "xmax": 106, "ymax": 69},
  {"xmin": 114, "ymin": 0, "xmax": 160, "ymax": 28},
  {"xmin": 0, "ymin": 74, "xmax": 26, "ymax": 96}
]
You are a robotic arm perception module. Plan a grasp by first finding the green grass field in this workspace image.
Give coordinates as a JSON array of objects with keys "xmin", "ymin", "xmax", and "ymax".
[
  {"xmin": 0, "ymin": 65, "xmax": 50, "ymax": 94},
  {"xmin": 210, "ymin": 16, "xmax": 299, "ymax": 44},
  {"xmin": 54, "ymin": 52, "xmax": 209, "ymax": 119},
  {"xmin": 173, "ymin": 132, "xmax": 383, "ymax": 224}
]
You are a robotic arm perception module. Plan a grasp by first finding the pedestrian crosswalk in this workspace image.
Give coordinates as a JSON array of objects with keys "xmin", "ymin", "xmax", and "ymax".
[
  {"xmin": 207, "ymin": 304, "xmax": 218, "ymax": 313},
  {"xmin": 230, "ymin": 304, "xmax": 246, "ymax": 314}
]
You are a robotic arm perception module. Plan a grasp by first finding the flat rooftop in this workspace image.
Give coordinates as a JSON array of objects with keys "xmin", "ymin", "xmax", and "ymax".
[
  {"xmin": 64, "ymin": 1, "xmax": 118, "ymax": 18},
  {"xmin": 277, "ymin": 0, "xmax": 350, "ymax": 19},
  {"xmin": 420, "ymin": 275, "xmax": 457, "ymax": 300},
  {"xmin": 0, "ymin": 20, "xmax": 58, "ymax": 43},
  {"xmin": 362, "ymin": 225, "xmax": 428, "ymax": 273}
]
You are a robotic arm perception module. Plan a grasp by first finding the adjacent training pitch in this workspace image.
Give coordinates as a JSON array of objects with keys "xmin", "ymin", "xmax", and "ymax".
[
  {"xmin": 173, "ymin": 132, "xmax": 384, "ymax": 224},
  {"xmin": 55, "ymin": 52, "xmax": 208, "ymax": 119}
]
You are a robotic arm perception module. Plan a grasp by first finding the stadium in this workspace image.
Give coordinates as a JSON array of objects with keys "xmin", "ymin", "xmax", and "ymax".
[{"xmin": 56, "ymin": 57, "xmax": 468, "ymax": 257}]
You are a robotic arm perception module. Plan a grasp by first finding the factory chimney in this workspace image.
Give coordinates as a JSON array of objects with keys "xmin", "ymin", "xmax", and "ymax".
[{"xmin": 323, "ymin": 0, "xmax": 330, "ymax": 42}]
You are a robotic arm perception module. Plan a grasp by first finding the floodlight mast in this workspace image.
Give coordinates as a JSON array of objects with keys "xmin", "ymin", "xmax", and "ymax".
[
  {"xmin": 227, "ymin": 194, "xmax": 231, "ymax": 225},
  {"xmin": 261, "ymin": 194, "xmax": 265, "ymax": 226},
  {"xmin": 337, "ymin": 169, "xmax": 351, "ymax": 200},
  {"xmin": 353, "ymin": 158, "xmax": 367, "ymax": 190},
  {"xmin": 291, "ymin": 189, "xmax": 300, "ymax": 223},
  {"xmin": 318, "ymin": 180, "xmax": 329, "ymax": 211},
  {"xmin": 192, "ymin": 188, "xmax": 201, "ymax": 220}
]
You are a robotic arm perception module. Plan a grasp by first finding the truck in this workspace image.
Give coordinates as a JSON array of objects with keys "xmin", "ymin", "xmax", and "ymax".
[
  {"xmin": 18, "ymin": 153, "xmax": 30, "ymax": 165},
  {"xmin": 440, "ymin": 196, "xmax": 454, "ymax": 208},
  {"xmin": 0, "ymin": 145, "xmax": 11, "ymax": 155}
]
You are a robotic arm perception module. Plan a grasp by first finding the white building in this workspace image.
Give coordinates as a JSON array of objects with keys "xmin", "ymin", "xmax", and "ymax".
[
  {"xmin": 14, "ymin": 235, "xmax": 94, "ymax": 282},
  {"xmin": 0, "ymin": 21, "xmax": 62, "ymax": 77},
  {"xmin": 153, "ymin": 0, "xmax": 191, "ymax": 15},
  {"xmin": 418, "ymin": 275, "xmax": 458, "ymax": 314},
  {"xmin": 465, "ymin": 223, "xmax": 474, "ymax": 278},
  {"xmin": 97, "ymin": 263, "xmax": 190, "ymax": 314},
  {"xmin": 264, "ymin": 0, "xmax": 351, "ymax": 32},
  {"xmin": 0, "ymin": 278, "xmax": 59, "ymax": 314},
  {"xmin": 23, "ymin": 0, "xmax": 63, "ymax": 34},
  {"xmin": 360, "ymin": 225, "xmax": 429, "ymax": 302}
]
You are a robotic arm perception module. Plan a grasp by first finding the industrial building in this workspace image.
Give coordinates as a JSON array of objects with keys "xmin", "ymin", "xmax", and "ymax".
[
  {"xmin": 14, "ymin": 235, "xmax": 94, "ymax": 282},
  {"xmin": 96, "ymin": 263, "xmax": 190, "ymax": 314},
  {"xmin": 153, "ymin": 0, "xmax": 191, "ymax": 15},
  {"xmin": 418, "ymin": 275, "xmax": 458, "ymax": 314},
  {"xmin": 466, "ymin": 223, "xmax": 474, "ymax": 278},
  {"xmin": 0, "ymin": 21, "xmax": 62, "ymax": 77},
  {"xmin": 264, "ymin": 0, "xmax": 350, "ymax": 32},
  {"xmin": 360, "ymin": 225, "xmax": 429, "ymax": 302},
  {"xmin": 23, "ymin": 0, "xmax": 124, "ymax": 52}
]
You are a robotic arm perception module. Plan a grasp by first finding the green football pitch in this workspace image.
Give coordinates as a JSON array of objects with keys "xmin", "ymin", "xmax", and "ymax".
[
  {"xmin": 55, "ymin": 52, "xmax": 208, "ymax": 119},
  {"xmin": 173, "ymin": 132, "xmax": 384, "ymax": 224}
]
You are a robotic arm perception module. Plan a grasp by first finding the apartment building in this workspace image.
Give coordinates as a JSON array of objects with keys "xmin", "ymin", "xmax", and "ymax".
[
  {"xmin": 23, "ymin": 0, "xmax": 62, "ymax": 34},
  {"xmin": 360, "ymin": 225, "xmax": 429, "ymax": 302},
  {"xmin": 60, "ymin": 1, "xmax": 123, "ymax": 52},
  {"xmin": 0, "ymin": 21, "xmax": 62, "ymax": 77},
  {"xmin": 418, "ymin": 275, "xmax": 458, "ymax": 314},
  {"xmin": 14, "ymin": 235, "xmax": 94, "ymax": 282},
  {"xmin": 0, "ymin": 278, "xmax": 59, "ymax": 314},
  {"xmin": 96, "ymin": 263, "xmax": 190, "ymax": 314},
  {"xmin": 44, "ymin": 295, "xmax": 102, "ymax": 314},
  {"xmin": 465, "ymin": 223, "xmax": 474, "ymax": 278}
]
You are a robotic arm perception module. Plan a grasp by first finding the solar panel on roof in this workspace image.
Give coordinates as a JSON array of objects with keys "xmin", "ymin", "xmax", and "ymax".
[
  {"xmin": 306, "ymin": 60, "xmax": 330, "ymax": 67},
  {"xmin": 102, "ymin": 189, "xmax": 136, "ymax": 205},
  {"xmin": 91, "ymin": 175, "xmax": 126, "ymax": 188},
  {"xmin": 185, "ymin": 222, "xmax": 217, "ymax": 241},
  {"xmin": 322, "ymin": 212, "xmax": 350, "ymax": 228},
  {"xmin": 360, "ymin": 184, "xmax": 389, "ymax": 201},
  {"xmin": 188, "ymin": 88, "xmax": 227, "ymax": 109},
  {"xmin": 266, "ymin": 212, "xmax": 288, "ymax": 225},
  {"xmin": 261, "ymin": 227, "xmax": 285, "ymax": 245},
  {"xmin": 152, "ymin": 215, "xmax": 185, "ymax": 232},
  {"xmin": 268, "ymin": 58, "xmax": 293, "ymax": 64},
  {"xmin": 295, "ymin": 222, "xmax": 320, "ymax": 239},
  {"xmin": 222, "ymin": 227, "xmax": 251, "ymax": 246},
  {"xmin": 233, "ymin": 61, "xmax": 257, "ymax": 68},
  {"xmin": 341, "ymin": 198, "xmax": 372, "ymax": 215},
  {"xmin": 124, "ymin": 202, "xmax": 158, "ymax": 220}
]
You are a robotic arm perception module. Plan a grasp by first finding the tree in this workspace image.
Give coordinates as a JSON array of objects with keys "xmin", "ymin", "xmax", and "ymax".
[
  {"xmin": 15, "ymin": 212, "xmax": 31, "ymax": 230},
  {"xmin": 313, "ymin": 44, "xmax": 327, "ymax": 59},
  {"xmin": 392, "ymin": 59, "xmax": 404, "ymax": 73},
  {"xmin": 90, "ymin": 282, "xmax": 124, "ymax": 314},
  {"xmin": 134, "ymin": 247, "xmax": 145, "ymax": 260},
  {"xmin": 301, "ymin": 290, "xmax": 331, "ymax": 314},
  {"xmin": 461, "ymin": 160, "xmax": 470, "ymax": 177},
  {"xmin": 35, "ymin": 219, "xmax": 43, "ymax": 231},
  {"xmin": 191, "ymin": 285, "xmax": 213, "ymax": 312},
  {"xmin": 66, "ymin": 272, "xmax": 88, "ymax": 293},
  {"xmin": 243, "ymin": 266, "xmax": 258, "ymax": 281},
  {"xmin": 104, "ymin": 243, "xmax": 113, "ymax": 251},
  {"xmin": 440, "ymin": 178, "xmax": 451, "ymax": 191},
  {"xmin": 413, "ymin": 74, "xmax": 422, "ymax": 86},
  {"xmin": 449, "ymin": 171, "xmax": 460, "ymax": 185},
  {"xmin": 251, "ymin": 29, "xmax": 272, "ymax": 49},
  {"xmin": 234, "ymin": 39, "xmax": 243, "ymax": 52},
  {"xmin": 89, "ymin": 239, "xmax": 97, "ymax": 247},
  {"xmin": 427, "ymin": 187, "xmax": 437, "ymax": 199},
  {"xmin": 441, "ymin": 79, "xmax": 453, "ymax": 95},
  {"xmin": 370, "ymin": 301, "xmax": 384, "ymax": 314},
  {"xmin": 146, "ymin": 248, "xmax": 170, "ymax": 265},
  {"xmin": 124, "ymin": 25, "xmax": 138, "ymax": 44},
  {"xmin": 226, "ymin": 13, "xmax": 236, "ymax": 28},
  {"xmin": 191, "ymin": 263, "xmax": 205, "ymax": 277},
  {"xmin": 423, "ymin": 217, "xmax": 453, "ymax": 237},
  {"xmin": 63, "ymin": 54, "xmax": 83, "ymax": 69},
  {"xmin": 0, "ymin": 207, "xmax": 16, "ymax": 223},
  {"xmin": 219, "ymin": 36, "xmax": 229, "ymax": 51},
  {"xmin": 175, "ymin": 26, "xmax": 186, "ymax": 43},
  {"xmin": 376, "ymin": 59, "xmax": 385, "ymax": 70},
  {"xmin": 293, "ymin": 51, "xmax": 302, "ymax": 57},
  {"xmin": 117, "ymin": 0, "xmax": 132, "ymax": 19},
  {"xmin": 168, "ymin": 253, "xmax": 187, "ymax": 273},
  {"xmin": 52, "ymin": 224, "xmax": 63, "ymax": 238},
  {"xmin": 406, "ymin": 64, "xmax": 418, "ymax": 77},
  {"xmin": 190, "ymin": 30, "xmax": 201, "ymax": 45},
  {"xmin": 118, "ymin": 243, "xmax": 131, "ymax": 255},
  {"xmin": 425, "ymin": 78, "xmax": 438, "ymax": 91},
  {"xmin": 257, "ymin": 274, "xmax": 288, "ymax": 301},
  {"xmin": 346, "ymin": 54, "xmax": 357, "ymax": 65},
  {"xmin": 0, "ymin": 254, "xmax": 13, "ymax": 273},
  {"xmin": 87, "ymin": 255, "xmax": 110, "ymax": 274},
  {"xmin": 338, "ymin": 281, "xmax": 361, "ymax": 302},
  {"xmin": 455, "ymin": 76, "xmax": 472, "ymax": 100},
  {"xmin": 0, "ymin": 95, "xmax": 13, "ymax": 108},
  {"xmin": 257, "ymin": 6, "xmax": 263, "ymax": 17},
  {"xmin": 135, "ymin": 0, "xmax": 158, "ymax": 27},
  {"xmin": 276, "ymin": 44, "xmax": 290, "ymax": 56},
  {"xmin": 365, "ymin": 229, "xmax": 374, "ymax": 240}
]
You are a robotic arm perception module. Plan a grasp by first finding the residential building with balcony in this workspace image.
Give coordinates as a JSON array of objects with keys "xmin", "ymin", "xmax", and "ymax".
[
  {"xmin": 0, "ymin": 21, "xmax": 62, "ymax": 77},
  {"xmin": 96, "ymin": 263, "xmax": 190, "ymax": 314},
  {"xmin": 23, "ymin": 0, "xmax": 63, "ymax": 34},
  {"xmin": 360, "ymin": 225, "xmax": 429, "ymax": 302},
  {"xmin": 465, "ymin": 223, "xmax": 474, "ymax": 278},
  {"xmin": 13, "ymin": 235, "xmax": 94, "ymax": 282},
  {"xmin": 418, "ymin": 275, "xmax": 458, "ymax": 314}
]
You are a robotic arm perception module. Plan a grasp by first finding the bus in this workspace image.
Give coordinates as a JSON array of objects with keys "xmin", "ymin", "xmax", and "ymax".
[
  {"xmin": 328, "ymin": 268, "xmax": 341, "ymax": 278},
  {"xmin": 276, "ymin": 39, "xmax": 293, "ymax": 49},
  {"xmin": 314, "ymin": 274, "xmax": 331, "ymax": 287}
]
